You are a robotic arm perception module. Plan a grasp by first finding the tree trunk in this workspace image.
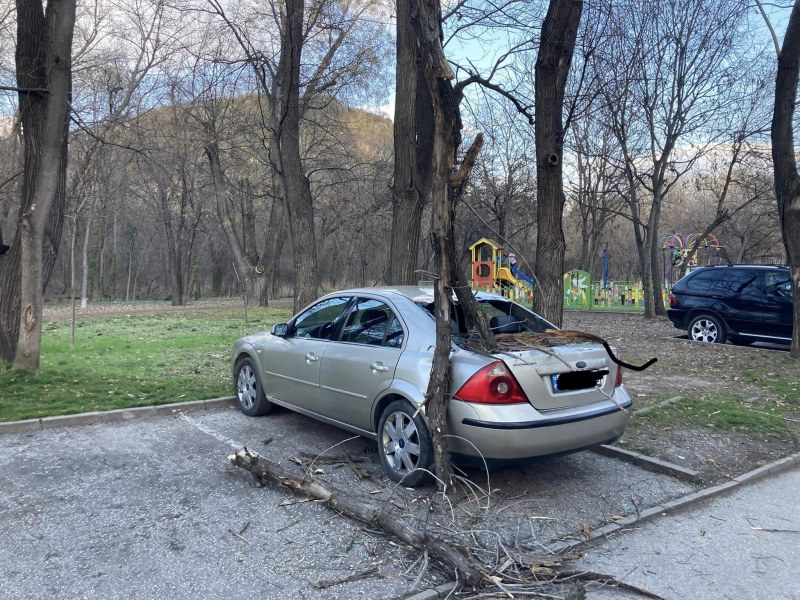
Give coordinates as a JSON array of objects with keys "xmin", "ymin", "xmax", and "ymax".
[
  {"xmin": 533, "ymin": 0, "xmax": 583, "ymax": 328},
  {"xmin": 771, "ymin": 0, "xmax": 800, "ymax": 358},
  {"xmin": 205, "ymin": 141, "xmax": 265, "ymax": 302},
  {"xmin": 275, "ymin": 0, "xmax": 320, "ymax": 312},
  {"xmin": 387, "ymin": 0, "xmax": 434, "ymax": 285},
  {"xmin": 1, "ymin": 0, "xmax": 75, "ymax": 369},
  {"xmin": 259, "ymin": 194, "xmax": 285, "ymax": 307}
]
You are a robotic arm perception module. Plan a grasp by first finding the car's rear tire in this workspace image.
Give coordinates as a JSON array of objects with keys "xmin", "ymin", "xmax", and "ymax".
[
  {"xmin": 688, "ymin": 314, "xmax": 727, "ymax": 344},
  {"xmin": 234, "ymin": 357, "xmax": 274, "ymax": 416},
  {"xmin": 377, "ymin": 399, "xmax": 434, "ymax": 486}
]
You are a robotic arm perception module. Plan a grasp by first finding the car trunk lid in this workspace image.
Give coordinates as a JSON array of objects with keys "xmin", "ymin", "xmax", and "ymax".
[{"xmin": 495, "ymin": 343, "xmax": 617, "ymax": 411}]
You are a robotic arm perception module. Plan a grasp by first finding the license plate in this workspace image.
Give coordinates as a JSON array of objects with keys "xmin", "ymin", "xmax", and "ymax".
[{"xmin": 551, "ymin": 370, "xmax": 608, "ymax": 393}]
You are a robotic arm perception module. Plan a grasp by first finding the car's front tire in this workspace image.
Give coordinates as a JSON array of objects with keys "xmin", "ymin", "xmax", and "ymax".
[
  {"xmin": 234, "ymin": 357, "xmax": 274, "ymax": 416},
  {"xmin": 688, "ymin": 314, "xmax": 727, "ymax": 344},
  {"xmin": 377, "ymin": 399, "xmax": 434, "ymax": 486}
]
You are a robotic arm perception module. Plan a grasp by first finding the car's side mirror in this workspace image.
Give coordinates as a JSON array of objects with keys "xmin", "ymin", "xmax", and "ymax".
[{"xmin": 271, "ymin": 323, "xmax": 289, "ymax": 337}]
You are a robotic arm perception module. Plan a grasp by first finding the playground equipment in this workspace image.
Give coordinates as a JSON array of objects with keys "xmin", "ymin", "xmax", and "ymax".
[
  {"xmin": 469, "ymin": 238, "xmax": 535, "ymax": 304},
  {"xmin": 469, "ymin": 238, "xmax": 672, "ymax": 310},
  {"xmin": 659, "ymin": 232, "xmax": 723, "ymax": 286}
]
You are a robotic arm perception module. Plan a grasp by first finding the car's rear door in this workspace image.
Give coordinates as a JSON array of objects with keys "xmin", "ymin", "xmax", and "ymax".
[
  {"xmin": 711, "ymin": 268, "xmax": 763, "ymax": 335},
  {"xmin": 319, "ymin": 297, "xmax": 405, "ymax": 432},
  {"xmin": 264, "ymin": 296, "xmax": 352, "ymax": 414}
]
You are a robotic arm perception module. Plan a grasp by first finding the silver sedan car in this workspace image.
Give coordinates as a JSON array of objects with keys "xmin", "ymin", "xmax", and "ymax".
[{"xmin": 232, "ymin": 287, "xmax": 632, "ymax": 486}]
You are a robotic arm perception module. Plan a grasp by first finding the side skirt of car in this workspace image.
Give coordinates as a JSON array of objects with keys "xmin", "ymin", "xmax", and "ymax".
[{"xmin": 265, "ymin": 394, "xmax": 378, "ymax": 440}]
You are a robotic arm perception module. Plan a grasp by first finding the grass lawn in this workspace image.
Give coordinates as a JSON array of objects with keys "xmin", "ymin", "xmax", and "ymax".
[{"xmin": 0, "ymin": 305, "xmax": 293, "ymax": 422}]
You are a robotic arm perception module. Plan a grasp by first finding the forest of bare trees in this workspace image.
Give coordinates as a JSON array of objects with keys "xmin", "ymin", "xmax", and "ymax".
[{"xmin": 0, "ymin": 0, "xmax": 797, "ymax": 366}]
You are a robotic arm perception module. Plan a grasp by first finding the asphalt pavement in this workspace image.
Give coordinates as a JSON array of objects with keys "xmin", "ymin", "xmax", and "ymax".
[
  {"xmin": 580, "ymin": 466, "xmax": 800, "ymax": 600},
  {"xmin": 1, "ymin": 404, "xmax": 789, "ymax": 600}
]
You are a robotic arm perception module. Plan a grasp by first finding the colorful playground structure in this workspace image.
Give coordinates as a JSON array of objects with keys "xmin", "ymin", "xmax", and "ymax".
[
  {"xmin": 468, "ymin": 234, "xmax": 719, "ymax": 310},
  {"xmin": 468, "ymin": 237, "xmax": 653, "ymax": 309},
  {"xmin": 469, "ymin": 238, "xmax": 535, "ymax": 304},
  {"xmin": 659, "ymin": 233, "xmax": 723, "ymax": 286}
]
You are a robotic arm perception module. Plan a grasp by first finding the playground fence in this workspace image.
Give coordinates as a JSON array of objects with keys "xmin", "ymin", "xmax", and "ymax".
[{"xmin": 470, "ymin": 280, "xmax": 671, "ymax": 311}]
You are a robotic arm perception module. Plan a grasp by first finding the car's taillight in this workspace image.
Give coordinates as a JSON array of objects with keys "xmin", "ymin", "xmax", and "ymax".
[
  {"xmin": 614, "ymin": 365, "xmax": 623, "ymax": 388},
  {"xmin": 454, "ymin": 360, "xmax": 529, "ymax": 405},
  {"xmin": 669, "ymin": 292, "xmax": 677, "ymax": 307}
]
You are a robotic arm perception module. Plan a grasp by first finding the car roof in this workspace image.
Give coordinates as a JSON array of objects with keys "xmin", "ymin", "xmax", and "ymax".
[
  {"xmin": 327, "ymin": 286, "xmax": 508, "ymax": 303},
  {"xmin": 690, "ymin": 264, "xmax": 788, "ymax": 271}
]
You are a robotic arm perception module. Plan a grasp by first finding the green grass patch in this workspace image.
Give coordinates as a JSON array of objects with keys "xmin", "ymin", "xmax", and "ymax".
[
  {"xmin": 0, "ymin": 306, "xmax": 292, "ymax": 422},
  {"xmin": 631, "ymin": 392, "xmax": 793, "ymax": 436}
]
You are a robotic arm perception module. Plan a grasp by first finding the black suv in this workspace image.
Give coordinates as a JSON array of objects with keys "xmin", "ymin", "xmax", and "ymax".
[{"xmin": 668, "ymin": 264, "xmax": 792, "ymax": 345}]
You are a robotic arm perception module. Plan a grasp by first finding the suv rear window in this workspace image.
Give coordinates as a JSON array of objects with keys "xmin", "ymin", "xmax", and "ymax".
[{"xmin": 683, "ymin": 270, "xmax": 719, "ymax": 291}]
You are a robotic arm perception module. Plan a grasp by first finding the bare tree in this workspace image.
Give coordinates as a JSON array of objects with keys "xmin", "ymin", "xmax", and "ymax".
[
  {"xmin": 533, "ymin": 0, "xmax": 583, "ymax": 326},
  {"xmin": 566, "ymin": 115, "xmax": 626, "ymax": 280},
  {"xmin": 0, "ymin": 0, "xmax": 76, "ymax": 369},
  {"xmin": 598, "ymin": 0, "xmax": 756, "ymax": 318},
  {"xmin": 203, "ymin": 0, "xmax": 389, "ymax": 311},
  {"xmin": 386, "ymin": 0, "xmax": 433, "ymax": 285}
]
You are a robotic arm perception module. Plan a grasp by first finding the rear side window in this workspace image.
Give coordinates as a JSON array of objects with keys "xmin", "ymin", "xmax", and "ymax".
[
  {"xmin": 709, "ymin": 269, "xmax": 760, "ymax": 295},
  {"xmin": 340, "ymin": 298, "xmax": 403, "ymax": 347},
  {"xmin": 683, "ymin": 270, "xmax": 719, "ymax": 292}
]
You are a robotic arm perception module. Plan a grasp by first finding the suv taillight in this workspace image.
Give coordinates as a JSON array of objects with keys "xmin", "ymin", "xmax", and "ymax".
[
  {"xmin": 669, "ymin": 292, "xmax": 677, "ymax": 307},
  {"xmin": 454, "ymin": 360, "xmax": 529, "ymax": 405}
]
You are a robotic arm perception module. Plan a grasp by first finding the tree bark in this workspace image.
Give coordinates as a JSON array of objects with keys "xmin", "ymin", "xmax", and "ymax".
[
  {"xmin": 533, "ymin": 0, "xmax": 583, "ymax": 328},
  {"xmin": 771, "ymin": 0, "xmax": 800, "ymax": 358},
  {"xmin": 0, "ymin": 0, "xmax": 76, "ymax": 369},
  {"xmin": 409, "ymin": 0, "xmax": 462, "ymax": 488},
  {"xmin": 387, "ymin": 0, "xmax": 434, "ymax": 285},
  {"xmin": 274, "ymin": 0, "xmax": 321, "ymax": 312}
]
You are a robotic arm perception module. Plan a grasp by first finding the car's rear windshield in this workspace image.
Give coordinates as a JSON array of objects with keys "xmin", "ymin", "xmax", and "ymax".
[{"xmin": 415, "ymin": 298, "xmax": 553, "ymax": 336}]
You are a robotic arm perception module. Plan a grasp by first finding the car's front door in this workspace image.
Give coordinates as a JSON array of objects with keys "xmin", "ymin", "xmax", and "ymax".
[
  {"xmin": 762, "ymin": 271, "xmax": 793, "ymax": 340},
  {"xmin": 319, "ymin": 297, "xmax": 405, "ymax": 432},
  {"xmin": 264, "ymin": 296, "xmax": 352, "ymax": 414}
]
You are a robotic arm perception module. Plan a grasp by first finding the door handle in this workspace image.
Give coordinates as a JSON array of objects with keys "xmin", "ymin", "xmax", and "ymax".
[
  {"xmin": 305, "ymin": 353, "xmax": 319, "ymax": 363},
  {"xmin": 370, "ymin": 361, "xmax": 389, "ymax": 373}
]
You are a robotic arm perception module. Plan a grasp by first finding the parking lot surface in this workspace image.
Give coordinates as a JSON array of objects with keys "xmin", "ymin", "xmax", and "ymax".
[
  {"xmin": 1, "ymin": 406, "xmax": 698, "ymax": 599},
  {"xmin": 581, "ymin": 466, "xmax": 800, "ymax": 599}
]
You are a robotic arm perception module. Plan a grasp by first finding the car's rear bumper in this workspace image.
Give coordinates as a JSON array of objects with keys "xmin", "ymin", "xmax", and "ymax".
[
  {"xmin": 667, "ymin": 308, "xmax": 687, "ymax": 329},
  {"xmin": 447, "ymin": 387, "xmax": 632, "ymax": 460}
]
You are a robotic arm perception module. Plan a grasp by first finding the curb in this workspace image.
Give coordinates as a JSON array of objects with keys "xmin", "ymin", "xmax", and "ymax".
[
  {"xmin": 403, "ymin": 582, "xmax": 458, "ymax": 600},
  {"xmin": 0, "ymin": 396, "xmax": 235, "ymax": 435},
  {"xmin": 550, "ymin": 450, "xmax": 800, "ymax": 554},
  {"xmin": 592, "ymin": 444, "xmax": 702, "ymax": 483}
]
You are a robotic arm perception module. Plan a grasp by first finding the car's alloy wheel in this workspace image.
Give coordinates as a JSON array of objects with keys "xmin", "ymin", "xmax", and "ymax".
[
  {"xmin": 688, "ymin": 314, "xmax": 726, "ymax": 344},
  {"xmin": 377, "ymin": 400, "xmax": 433, "ymax": 486},
  {"xmin": 234, "ymin": 357, "xmax": 273, "ymax": 416}
]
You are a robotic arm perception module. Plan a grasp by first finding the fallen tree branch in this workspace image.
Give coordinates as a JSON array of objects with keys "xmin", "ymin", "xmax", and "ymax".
[
  {"xmin": 228, "ymin": 448, "xmax": 480, "ymax": 586},
  {"xmin": 229, "ymin": 448, "xmax": 665, "ymax": 599}
]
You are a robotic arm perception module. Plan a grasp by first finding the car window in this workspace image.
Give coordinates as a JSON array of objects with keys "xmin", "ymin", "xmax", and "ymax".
[
  {"xmin": 764, "ymin": 271, "xmax": 792, "ymax": 298},
  {"xmin": 340, "ymin": 298, "xmax": 401, "ymax": 346},
  {"xmin": 709, "ymin": 269, "xmax": 760, "ymax": 295},
  {"xmin": 416, "ymin": 299, "xmax": 551, "ymax": 335},
  {"xmin": 684, "ymin": 270, "xmax": 719, "ymax": 292},
  {"xmin": 292, "ymin": 297, "xmax": 351, "ymax": 340}
]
